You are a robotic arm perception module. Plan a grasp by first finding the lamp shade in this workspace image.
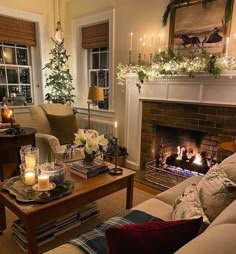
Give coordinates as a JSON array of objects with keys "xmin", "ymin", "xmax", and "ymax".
[{"xmin": 88, "ymin": 87, "xmax": 104, "ymax": 101}]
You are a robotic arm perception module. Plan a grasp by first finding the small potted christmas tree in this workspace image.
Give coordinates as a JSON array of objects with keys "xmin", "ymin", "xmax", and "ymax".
[{"xmin": 103, "ymin": 136, "xmax": 128, "ymax": 167}]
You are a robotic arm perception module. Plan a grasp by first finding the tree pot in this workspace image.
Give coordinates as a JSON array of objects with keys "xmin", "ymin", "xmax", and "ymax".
[{"xmin": 103, "ymin": 155, "xmax": 127, "ymax": 167}]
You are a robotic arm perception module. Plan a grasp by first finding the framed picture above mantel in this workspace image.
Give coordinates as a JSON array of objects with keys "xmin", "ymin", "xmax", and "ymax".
[{"xmin": 167, "ymin": 0, "xmax": 233, "ymax": 56}]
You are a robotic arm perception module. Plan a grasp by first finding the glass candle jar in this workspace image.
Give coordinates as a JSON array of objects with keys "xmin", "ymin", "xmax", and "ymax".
[
  {"xmin": 20, "ymin": 165, "xmax": 37, "ymax": 186},
  {"xmin": 40, "ymin": 162, "xmax": 65, "ymax": 187},
  {"xmin": 20, "ymin": 147, "xmax": 39, "ymax": 171}
]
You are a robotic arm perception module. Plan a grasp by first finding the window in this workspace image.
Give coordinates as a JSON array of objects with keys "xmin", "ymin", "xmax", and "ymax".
[
  {"xmin": 88, "ymin": 47, "xmax": 109, "ymax": 109},
  {"xmin": 0, "ymin": 43, "xmax": 33, "ymax": 103}
]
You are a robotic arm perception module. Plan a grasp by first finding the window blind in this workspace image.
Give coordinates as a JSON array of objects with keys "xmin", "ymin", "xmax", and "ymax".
[
  {"xmin": 0, "ymin": 16, "xmax": 36, "ymax": 46},
  {"xmin": 82, "ymin": 22, "xmax": 109, "ymax": 49}
]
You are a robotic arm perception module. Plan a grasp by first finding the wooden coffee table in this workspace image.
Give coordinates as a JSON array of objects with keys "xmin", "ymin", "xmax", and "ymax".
[{"xmin": 0, "ymin": 165, "xmax": 135, "ymax": 254}]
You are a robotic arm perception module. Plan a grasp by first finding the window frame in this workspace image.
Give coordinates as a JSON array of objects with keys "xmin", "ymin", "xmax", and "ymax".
[
  {"xmin": 0, "ymin": 42, "xmax": 33, "ymax": 103},
  {"xmin": 72, "ymin": 10, "xmax": 115, "ymax": 117}
]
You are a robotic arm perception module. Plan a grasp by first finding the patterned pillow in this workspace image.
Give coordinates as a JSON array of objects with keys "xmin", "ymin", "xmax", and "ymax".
[
  {"xmin": 172, "ymin": 184, "xmax": 210, "ymax": 230},
  {"xmin": 197, "ymin": 165, "xmax": 236, "ymax": 222}
]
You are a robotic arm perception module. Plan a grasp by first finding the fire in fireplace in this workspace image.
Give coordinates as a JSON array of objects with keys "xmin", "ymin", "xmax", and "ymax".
[
  {"xmin": 145, "ymin": 125, "xmax": 219, "ymax": 190},
  {"xmin": 155, "ymin": 125, "xmax": 217, "ymax": 174}
]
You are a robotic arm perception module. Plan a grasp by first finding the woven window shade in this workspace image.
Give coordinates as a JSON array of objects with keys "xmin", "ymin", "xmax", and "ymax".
[
  {"xmin": 82, "ymin": 22, "xmax": 109, "ymax": 49},
  {"xmin": 0, "ymin": 16, "xmax": 36, "ymax": 46}
]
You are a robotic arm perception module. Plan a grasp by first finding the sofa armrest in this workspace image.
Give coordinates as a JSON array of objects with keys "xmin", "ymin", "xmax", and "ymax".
[
  {"xmin": 155, "ymin": 175, "xmax": 203, "ymax": 206},
  {"xmin": 35, "ymin": 133, "xmax": 66, "ymax": 163}
]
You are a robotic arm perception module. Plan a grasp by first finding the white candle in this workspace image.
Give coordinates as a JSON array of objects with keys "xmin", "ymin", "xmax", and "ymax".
[
  {"xmin": 226, "ymin": 37, "xmax": 230, "ymax": 58},
  {"xmin": 25, "ymin": 154, "xmax": 36, "ymax": 170},
  {"xmin": 24, "ymin": 171, "xmax": 36, "ymax": 186},
  {"xmin": 130, "ymin": 32, "xmax": 133, "ymax": 51},
  {"xmin": 151, "ymin": 33, "xmax": 154, "ymax": 54},
  {"xmin": 234, "ymin": 33, "xmax": 236, "ymax": 58},
  {"xmin": 114, "ymin": 121, "xmax": 118, "ymax": 138},
  {"xmin": 38, "ymin": 174, "xmax": 50, "ymax": 190}
]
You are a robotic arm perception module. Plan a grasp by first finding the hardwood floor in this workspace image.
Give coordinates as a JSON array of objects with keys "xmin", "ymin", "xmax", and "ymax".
[{"xmin": 134, "ymin": 181, "xmax": 161, "ymax": 195}]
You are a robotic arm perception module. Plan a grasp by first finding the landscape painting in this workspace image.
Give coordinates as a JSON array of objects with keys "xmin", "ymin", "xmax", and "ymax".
[{"xmin": 171, "ymin": 0, "xmax": 227, "ymax": 56}]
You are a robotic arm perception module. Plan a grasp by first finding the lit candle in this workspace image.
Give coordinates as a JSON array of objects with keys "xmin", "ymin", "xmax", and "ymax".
[
  {"xmin": 38, "ymin": 174, "xmax": 50, "ymax": 190},
  {"xmin": 114, "ymin": 121, "xmax": 118, "ymax": 138},
  {"xmin": 234, "ymin": 33, "xmax": 236, "ymax": 58},
  {"xmin": 158, "ymin": 35, "xmax": 161, "ymax": 53},
  {"xmin": 226, "ymin": 37, "xmax": 230, "ymax": 58},
  {"xmin": 130, "ymin": 32, "xmax": 133, "ymax": 51},
  {"xmin": 24, "ymin": 171, "xmax": 36, "ymax": 186},
  {"xmin": 151, "ymin": 33, "xmax": 154, "ymax": 54},
  {"xmin": 25, "ymin": 154, "xmax": 36, "ymax": 170},
  {"xmin": 139, "ymin": 38, "xmax": 143, "ymax": 53}
]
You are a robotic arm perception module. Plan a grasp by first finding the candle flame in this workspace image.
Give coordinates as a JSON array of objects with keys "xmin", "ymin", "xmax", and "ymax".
[
  {"xmin": 130, "ymin": 32, "xmax": 133, "ymax": 36},
  {"xmin": 114, "ymin": 121, "xmax": 118, "ymax": 128}
]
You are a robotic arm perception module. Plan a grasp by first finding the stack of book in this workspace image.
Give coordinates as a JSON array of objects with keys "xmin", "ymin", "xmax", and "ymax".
[
  {"xmin": 70, "ymin": 159, "xmax": 109, "ymax": 179},
  {"xmin": 11, "ymin": 202, "xmax": 99, "ymax": 252}
]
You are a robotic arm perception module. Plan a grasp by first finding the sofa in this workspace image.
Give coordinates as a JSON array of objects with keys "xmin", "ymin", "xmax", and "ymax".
[
  {"xmin": 28, "ymin": 104, "xmax": 83, "ymax": 163},
  {"xmin": 45, "ymin": 151, "xmax": 236, "ymax": 254}
]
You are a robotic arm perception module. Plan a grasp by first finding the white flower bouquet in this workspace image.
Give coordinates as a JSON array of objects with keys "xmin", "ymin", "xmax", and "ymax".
[{"xmin": 74, "ymin": 129, "xmax": 108, "ymax": 162}]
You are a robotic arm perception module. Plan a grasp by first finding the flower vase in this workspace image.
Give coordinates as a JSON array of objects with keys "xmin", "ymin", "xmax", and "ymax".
[{"xmin": 84, "ymin": 151, "xmax": 96, "ymax": 166}]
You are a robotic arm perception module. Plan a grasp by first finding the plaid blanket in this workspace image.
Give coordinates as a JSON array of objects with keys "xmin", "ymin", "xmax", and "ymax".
[{"xmin": 69, "ymin": 209, "xmax": 162, "ymax": 254}]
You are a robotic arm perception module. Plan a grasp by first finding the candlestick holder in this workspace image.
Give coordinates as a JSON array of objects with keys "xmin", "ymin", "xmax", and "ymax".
[
  {"xmin": 138, "ymin": 53, "xmax": 141, "ymax": 64},
  {"xmin": 129, "ymin": 50, "xmax": 132, "ymax": 64},
  {"xmin": 109, "ymin": 137, "xmax": 123, "ymax": 175}
]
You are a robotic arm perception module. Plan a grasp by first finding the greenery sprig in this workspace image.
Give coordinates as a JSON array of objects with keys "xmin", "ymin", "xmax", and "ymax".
[{"xmin": 117, "ymin": 49, "xmax": 236, "ymax": 92}]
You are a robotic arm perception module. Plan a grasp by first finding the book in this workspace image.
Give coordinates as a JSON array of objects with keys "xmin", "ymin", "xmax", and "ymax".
[
  {"xmin": 70, "ymin": 166, "xmax": 108, "ymax": 179},
  {"xmin": 71, "ymin": 159, "xmax": 105, "ymax": 171}
]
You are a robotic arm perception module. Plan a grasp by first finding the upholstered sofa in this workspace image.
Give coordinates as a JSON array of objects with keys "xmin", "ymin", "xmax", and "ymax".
[
  {"xmin": 45, "ymin": 152, "xmax": 236, "ymax": 254},
  {"xmin": 28, "ymin": 104, "xmax": 82, "ymax": 163}
]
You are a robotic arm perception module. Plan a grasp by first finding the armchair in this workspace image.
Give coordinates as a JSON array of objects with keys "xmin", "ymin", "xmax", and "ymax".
[{"xmin": 29, "ymin": 104, "xmax": 82, "ymax": 163}]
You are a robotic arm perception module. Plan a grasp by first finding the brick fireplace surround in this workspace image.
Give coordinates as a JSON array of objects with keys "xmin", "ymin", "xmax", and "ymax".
[
  {"xmin": 140, "ymin": 101, "xmax": 236, "ymax": 169},
  {"xmin": 124, "ymin": 74, "xmax": 236, "ymax": 171}
]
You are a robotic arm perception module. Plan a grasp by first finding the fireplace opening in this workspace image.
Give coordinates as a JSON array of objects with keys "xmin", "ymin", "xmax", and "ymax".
[
  {"xmin": 145, "ymin": 125, "xmax": 219, "ymax": 190},
  {"xmin": 155, "ymin": 125, "xmax": 217, "ymax": 175}
]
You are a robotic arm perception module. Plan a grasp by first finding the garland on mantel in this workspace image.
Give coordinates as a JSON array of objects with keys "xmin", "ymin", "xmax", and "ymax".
[{"xmin": 117, "ymin": 50, "xmax": 236, "ymax": 92}]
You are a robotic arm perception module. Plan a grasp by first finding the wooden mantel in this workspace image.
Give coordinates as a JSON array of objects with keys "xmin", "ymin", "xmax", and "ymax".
[{"xmin": 124, "ymin": 73, "xmax": 236, "ymax": 170}]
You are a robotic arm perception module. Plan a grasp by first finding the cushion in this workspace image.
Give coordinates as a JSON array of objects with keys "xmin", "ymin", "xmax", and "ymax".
[
  {"xmin": 46, "ymin": 114, "xmax": 77, "ymax": 145},
  {"xmin": 172, "ymin": 184, "xmax": 210, "ymax": 229},
  {"xmin": 217, "ymin": 152, "xmax": 236, "ymax": 183},
  {"xmin": 105, "ymin": 217, "xmax": 203, "ymax": 254},
  {"xmin": 197, "ymin": 165, "xmax": 236, "ymax": 222}
]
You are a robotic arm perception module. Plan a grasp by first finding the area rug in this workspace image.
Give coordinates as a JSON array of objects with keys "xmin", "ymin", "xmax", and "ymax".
[{"xmin": 0, "ymin": 188, "xmax": 153, "ymax": 254}]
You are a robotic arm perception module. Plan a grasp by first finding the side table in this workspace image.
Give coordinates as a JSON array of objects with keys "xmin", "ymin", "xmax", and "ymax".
[{"xmin": 0, "ymin": 127, "xmax": 36, "ymax": 181}]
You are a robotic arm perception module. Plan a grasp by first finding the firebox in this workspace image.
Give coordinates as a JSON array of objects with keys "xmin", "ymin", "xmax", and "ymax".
[
  {"xmin": 141, "ymin": 101, "xmax": 236, "ymax": 190},
  {"xmin": 155, "ymin": 125, "xmax": 217, "ymax": 175}
]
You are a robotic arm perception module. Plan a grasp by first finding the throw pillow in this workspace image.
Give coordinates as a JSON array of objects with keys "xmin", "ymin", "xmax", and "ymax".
[
  {"xmin": 217, "ymin": 152, "xmax": 236, "ymax": 183},
  {"xmin": 46, "ymin": 114, "xmax": 77, "ymax": 145},
  {"xmin": 197, "ymin": 165, "xmax": 236, "ymax": 222},
  {"xmin": 172, "ymin": 183, "xmax": 210, "ymax": 230},
  {"xmin": 105, "ymin": 217, "xmax": 203, "ymax": 254}
]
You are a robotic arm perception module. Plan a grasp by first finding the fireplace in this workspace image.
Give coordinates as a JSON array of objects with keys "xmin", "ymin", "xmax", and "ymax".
[
  {"xmin": 155, "ymin": 125, "xmax": 216, "ymax": 174},
  {"xmin": 141, "ymin": 101, "xmax": 236, "ymax": 189}
]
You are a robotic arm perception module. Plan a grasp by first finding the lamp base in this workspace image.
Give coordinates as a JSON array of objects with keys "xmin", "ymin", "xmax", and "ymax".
[{"xmin": 109, "ymin": 167, "xmax": 123, "ymax": 175}]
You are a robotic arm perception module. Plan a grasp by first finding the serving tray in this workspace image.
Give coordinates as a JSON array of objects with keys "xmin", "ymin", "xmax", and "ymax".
[{"xmin": 1, "ymin": 176, "xmax": 74, "ymax": 203}]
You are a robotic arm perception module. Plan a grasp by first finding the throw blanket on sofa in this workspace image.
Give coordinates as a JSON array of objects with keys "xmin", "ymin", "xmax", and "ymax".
[{"xmin": 69, "ymin": 209, "xmax": 162, "ymax": 254}]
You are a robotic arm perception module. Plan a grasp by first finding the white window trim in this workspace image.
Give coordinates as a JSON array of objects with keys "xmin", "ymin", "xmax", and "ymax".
[
  {"xmin": 72, "ymin": 9, "xmax": 115, "ymax": 117},
  {"xmin": 0, "ymin": 6, "xmax": 46, "ymax": 106}
]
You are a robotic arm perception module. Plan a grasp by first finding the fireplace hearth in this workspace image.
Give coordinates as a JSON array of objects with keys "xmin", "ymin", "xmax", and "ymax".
[{"xmin": 141, "ymin": 101, "xmax": 236, "ymax": 189}]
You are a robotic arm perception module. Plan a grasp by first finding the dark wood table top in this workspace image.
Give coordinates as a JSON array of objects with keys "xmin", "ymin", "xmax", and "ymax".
[
  {"xmin": 218, "ymin": 141, "xmax": 236, "ymax": 152},
  {"xmin": 0, "ymin": 127, "xmax": 36, "ymax": 139},
  {"xmin": 0, "ymin": 165, "xmax": 135, "ymax": 217}
]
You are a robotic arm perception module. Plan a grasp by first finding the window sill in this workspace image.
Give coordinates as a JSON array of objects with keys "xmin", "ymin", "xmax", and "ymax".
[{"xmin": 74, "ymin": 106, "xmax": 115, "ymax": 119}]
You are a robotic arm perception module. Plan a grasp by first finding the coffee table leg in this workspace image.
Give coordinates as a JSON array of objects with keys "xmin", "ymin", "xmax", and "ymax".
[
  {"xmin": 0, "ymin": 201, "xmax": 6, "ymax": 233},
  {"xmin": 26, "ymin": 223, "xmax": 38, "ymax": 254},
  {"xmin": 126, "ymin": 175, "xmax": 134, "ymax": 209}
]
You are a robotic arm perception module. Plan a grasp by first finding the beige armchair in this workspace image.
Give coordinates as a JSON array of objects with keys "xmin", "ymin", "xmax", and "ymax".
[{"xmin": 29, "ymin": 104, "xmax": 82, "ymax": 163}]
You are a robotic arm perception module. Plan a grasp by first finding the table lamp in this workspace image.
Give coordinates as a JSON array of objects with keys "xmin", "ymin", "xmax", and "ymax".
[{"xmin": 87, "ymin": 87, "xmax": 104, "ymax": 129}]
